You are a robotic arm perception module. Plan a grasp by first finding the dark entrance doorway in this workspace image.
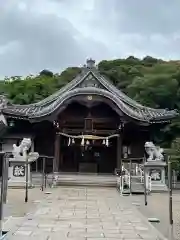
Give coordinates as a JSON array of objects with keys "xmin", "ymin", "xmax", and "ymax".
[
  {"xmin": 57, "ymin": 99, "xmax": 120, "ymax": 173},
  {"xmin": 60, "ymin": 138, "xmax": 117, "ymax": 174}
]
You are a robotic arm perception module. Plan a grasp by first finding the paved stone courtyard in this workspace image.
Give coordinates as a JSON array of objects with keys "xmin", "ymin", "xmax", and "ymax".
[
  {"xmin": 5, "ymin": 188, "xmax": 45, "ymax": 217},
  {"xmin": 128, "ymin": 191, "xmax": 180, "ymax": 240},
  {"xmin": 5, "ymin": 187, "xmax": 165, "ymax": 240}
]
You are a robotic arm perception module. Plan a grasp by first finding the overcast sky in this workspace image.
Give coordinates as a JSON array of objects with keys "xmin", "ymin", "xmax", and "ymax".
[{"xmin": 0, "ymin": 0, "xmax": 180, "ymax": 77}]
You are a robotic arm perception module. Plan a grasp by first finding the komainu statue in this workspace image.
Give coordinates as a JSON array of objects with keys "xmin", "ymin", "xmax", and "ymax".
[
  {"xmin": 12, "ymin": 138, "xmax": 32, "ymax": 159},
  {"xmin": 144, "ymin": 141, "xmax": 164, "ymax": 161}
]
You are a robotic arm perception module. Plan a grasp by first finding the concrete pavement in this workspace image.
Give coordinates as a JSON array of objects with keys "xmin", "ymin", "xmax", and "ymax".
[
  {"xmin": 6, "ymin": 187, "xmax": 166, "ymax": 240},
  {"xmin": 127, "ymin": 192, "xmax": 180, "ymax": 240}
]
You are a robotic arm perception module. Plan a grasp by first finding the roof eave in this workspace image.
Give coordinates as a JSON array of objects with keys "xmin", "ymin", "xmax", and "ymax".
[
  {"xmin": 149, "ymin": 113, "xmax": 179, "ymax": 123},
  {"xmin": 3, "ymin": 111, "xmax": 29, "ymax": 120}
]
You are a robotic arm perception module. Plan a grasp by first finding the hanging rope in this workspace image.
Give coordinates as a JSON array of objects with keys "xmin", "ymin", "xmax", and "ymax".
[{"xmin": 57, "ymin": 132, "xmax": 119, "ymax": 140}]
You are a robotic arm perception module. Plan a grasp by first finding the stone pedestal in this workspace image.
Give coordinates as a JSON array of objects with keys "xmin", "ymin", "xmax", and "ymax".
[
  {"xmin": 6, "ymin": 138, "xmax": 39, "ymax": 188},
  {"xmin": 144, "ymin": 161, "xmax": 168, "ymax": 192},
  {"xmin": 8, "ymin": 160, "xmax": 33, "ymax": 188}
]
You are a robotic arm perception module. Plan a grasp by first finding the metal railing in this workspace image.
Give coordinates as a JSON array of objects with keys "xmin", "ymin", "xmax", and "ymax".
[
  {"xmin": 117, "ymin": 164, "xmax": 130, "ymax": 194},
  {"xmin": 117, "ymin": 163, "xmax": 152, "ymax": 194},
  {"xmin": 147, "ymin": 176, "xmax": 152, "ymax": 192},
  {"xmin": 118, "ymin": 175, "xmax": 130, "ymax": 194},
  {"xmin": 118, "ymin": 174, "xmax": 152, "ymax": 193},
  {"xmin": 135, "ymin": 164, "xmax": 144, "ymax": 182},
  {"xmin": 141, "ymin": 175, "xmax": 152, "ymax": 192},
  {"xmin": 31, "ymin": 155, "xmax": 54, "ymax": 190},
  {"xmin": 135, "ymin": 164, "xmax": 152, "ymax": 192}
]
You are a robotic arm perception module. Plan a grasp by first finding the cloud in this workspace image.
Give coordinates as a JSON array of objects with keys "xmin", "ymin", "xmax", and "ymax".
[
  {"xmin": 115, "ymin": 0, "xmax": 180, "ymax": 35},
  {"xmin": 0, "ymin": 0, "xmax": 109, "ymax": 77},
  {"xmin": 0, "ymin": 0, "xmax": 180, "ymax": 77}
]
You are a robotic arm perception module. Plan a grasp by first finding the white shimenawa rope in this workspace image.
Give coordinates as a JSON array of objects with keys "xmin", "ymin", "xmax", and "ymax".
[{"xmin": 57, "ymin": 132, "xmax": 119, "ymax": 140}]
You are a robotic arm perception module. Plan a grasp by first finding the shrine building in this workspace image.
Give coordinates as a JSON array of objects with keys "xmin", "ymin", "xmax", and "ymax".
[{"xmin": 0, "ymin": 59, "xmax": 178, "ymax": 174}]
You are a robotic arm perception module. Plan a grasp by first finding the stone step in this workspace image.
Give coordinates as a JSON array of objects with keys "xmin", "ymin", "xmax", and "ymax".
[
  {"xmin": 150, "ymin": 184, "xmax": 168, "ymax": 192},
  {"xmin": 56, "ymin": 180, "xmax": 116, "ymax": 187},
  {"xmin": 32, "ymin": 174, "xmax": 117, "ymax": 187},
  {"xmin": 131, "ymin": 177, "xmax": 144, "ymax": 193}
]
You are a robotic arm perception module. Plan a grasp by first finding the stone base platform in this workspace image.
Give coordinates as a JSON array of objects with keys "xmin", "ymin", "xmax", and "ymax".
[
  {"xmin": 8, "ymin": 181, "xmax": 34, "ymax": 189},
  {"xmin": 151, "ymin": 184, "xmax": 168, "ymax": 192},
  {"xmin": 32, "ymin": 172, "xmax": 117, "ymax": 187}
]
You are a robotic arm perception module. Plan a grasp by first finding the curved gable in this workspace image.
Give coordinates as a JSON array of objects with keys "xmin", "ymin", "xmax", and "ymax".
[{"xmin": 1, "ymin": 59, "xmax": 178, "ymax": 123}]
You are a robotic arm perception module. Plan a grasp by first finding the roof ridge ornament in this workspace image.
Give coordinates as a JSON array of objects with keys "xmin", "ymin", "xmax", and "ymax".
[{"xmin": 86, "ymin": 58, "xmax": 95, "ymax": 69}]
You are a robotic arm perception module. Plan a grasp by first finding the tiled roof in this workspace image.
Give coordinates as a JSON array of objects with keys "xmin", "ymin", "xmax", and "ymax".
[{"xmin": 1, "ymin": 60, "xmax": 178, "ymax": 123}]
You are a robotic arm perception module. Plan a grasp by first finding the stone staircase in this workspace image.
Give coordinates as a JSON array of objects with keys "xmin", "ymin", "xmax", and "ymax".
[
  {"xmin": 149, "ymin": 183, "xmax": 168, "ymax": 192},
  {"xmin": 56, "ymin": 174, "xmax": 117, "ymax": 187},
  {"xmin": 31, "ymin": 163, "xmax": 151, "ymax": 193},
  {"xmin": 117, "ymin": 163, "xmax": 152, "ymax": 195},
  {"xmin": 32, "ymin": 173, "xmax": 117, "ymax": 187},
  {"xmin": 117, "ymin": 176, "xmax": 145, "ymax": 194},
  {"xmin": 130, "ymin": 176, "xmax": 145, "ymax": 194}
]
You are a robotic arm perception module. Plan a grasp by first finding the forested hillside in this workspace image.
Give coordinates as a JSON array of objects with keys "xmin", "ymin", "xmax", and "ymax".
[{"xmin": 1, "ymin": 56, "xmax": 180, "ymax": 146}]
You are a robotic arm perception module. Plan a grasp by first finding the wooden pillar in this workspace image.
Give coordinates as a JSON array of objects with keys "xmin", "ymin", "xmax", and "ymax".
[
  {"xmin": 54, "ymin": 133, "xmax": 60, "ymax": 173},
  {"xmin": 149, "ymin": 124, "xmax": 155, "ymax": 142},
  {"xmin": 59, "ymin": 134, "xmax": 62, "ymax": 169},
  {"xmin": 117, "ymin": 133, "xmax": 122, "ymax": 170}
]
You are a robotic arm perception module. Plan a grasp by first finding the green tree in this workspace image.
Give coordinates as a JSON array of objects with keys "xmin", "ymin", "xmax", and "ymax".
[
  {"xmin": 164, "ymin": 138, "xmax": 180, "ymax": 171},
  {"xmin": 1, "ymin": 56, "xmax": 180, "ymax": 149},
  {"xmin": 39, "ymin": 69, "xmax": 54, "ymax": 77}
]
